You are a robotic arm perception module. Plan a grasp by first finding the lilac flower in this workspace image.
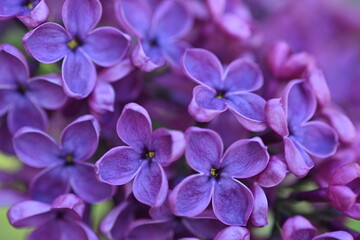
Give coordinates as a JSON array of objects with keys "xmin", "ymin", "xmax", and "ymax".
[
  {"xmin": 183, "ymin": 48, "xmax": 267, "ymax": 132},
  {"xmin": 23, "ymin": 0, "xmax": 130, "ymax": 99},
  {"xmin": 0, "ymin": 43, "xmax": 66, "ymax": 134},
  {"xmin": 282, "ymin": 215, "xmax": 354, "ymax": 240},
  {"xmin": 328, "ymin": 163, "xmax": 360, "ymax": 220},
  {"xmin": 8, "ymin": 193, "xmax": 98, "ymax": 240},
  {"xmin": 266, "ymin": 80, "xmax": 338, "ymax": 177},
  {"xmin": 115, "ymin": 0, "xmax": 193, "ymax": 71},
  {"xmin": 169, "ymin": 127, "xmax": 269, "ymax": 225},
  {"xmin": 0, "ymin": 0, "xmax": 49, "ymax": 28},
  {"xmin": 207, "ymin": 0, "xmax": 253, "ymax": 40},
  {"xmin": 13, "ymin": 115, "xmax": 114, "ymax": 203},
  {"xmin": 96, "ymin": 102, "xmax": 185, "ymax": 207}
]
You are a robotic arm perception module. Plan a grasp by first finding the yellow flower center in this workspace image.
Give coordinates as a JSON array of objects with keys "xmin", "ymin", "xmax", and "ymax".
[
  {"xmin": 27, "ymin": 2, "xmax": 34, "ymax": 10},
  {"xmin": 145, "ymin": 151, "xmax": 155, "ymax": 159},
  {"xmin": 67, "ymin": 39, "xmax": 79, "ymax": 50},
  {"xmin": 210, "ymin": 168, "xmax": 219, "ymax": 177}
]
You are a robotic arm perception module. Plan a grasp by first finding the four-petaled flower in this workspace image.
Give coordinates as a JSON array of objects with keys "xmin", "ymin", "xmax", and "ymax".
[
  {"xmin": 183, "ymin": 48, "xmax": 267, "ymax": 132},
  {"xmin": 266, "ymin": 80, "xmax": 338, "ymax": 177},
  {"xmin": 96, "ymin": 102, "xmax": 185, "ymax": 207},
  {"xmin": 13, "ymin": 115, "xmax": 114, "ymax": 203},
  {"xmin": 169, "ymin": 127, "xmax": 269, "ymax": 225},
  {"xmin": 23, "ymin": 0, "xmax": 130, "ymax": 99},
  {"xmin": 0, "ymin": 43, "xmax": 66, "ymax": 134}
]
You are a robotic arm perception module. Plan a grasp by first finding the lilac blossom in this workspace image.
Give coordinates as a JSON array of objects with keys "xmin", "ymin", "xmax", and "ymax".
[
  {"xmin": 0, "ymin": 43, "xmax": 66, "ymax": 134},
  {"xmin": 266, "ymin": 80, "xmax": 338, "ymax": 177},
  {"xmin": 328, "ymin": 163, "xmax": 360, "ymax": 220},
  {"xmin": 115, "ymin": 0, "xmax": 193, "ymax": 71},
  {"xmin": 96, "ymin": 102, "xmax": 185, "ymax": 207},
  {"xmin": 282, "ymin": 215, "xmax": 354, "ymax": 240},
  {"xmin": 8, "ymin": 193, "xmax": 98, "ymax": 240},
  {"xmin": 13, "ymin": 115, "xmax": 114, "ymax": 203},
  {"xmin": 183, "ymin": 48, "xmax": 267, "ymax": 132},
  {"xmin": 0, "ymin": 0, "xmax": 49, "ymax": 28},
  {"xmin": 22, "ymin": 0, "xmax": 130, "ymax": 99},
  {"xmin": 170, "ymin": 127, "xmax": 269, "ymax": 225}
]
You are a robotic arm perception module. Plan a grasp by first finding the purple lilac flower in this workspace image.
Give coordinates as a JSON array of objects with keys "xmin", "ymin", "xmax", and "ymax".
[
  {"xmin": 169, "ymin": 127, "xmax": 269, "ymax": 225},
  {"xmin": 214, "ymin": 226, "xmax": 250, "ymax": 240},
  {"xmin": 8, "ymin": 193, "xmax": 98, "ymax": 240},
  {"xmin": 207, "ymin": 0, "xmax": 253, "ymax": 41},
  {"xmin": 328, "ymin": 162, "xmax": 360, "ymax": 220},
  {"xmin": 253, "ymin": 154, "xmax": 288, "ymax": 188},
  {"xmin": 0, "ymin": 0, "xmax": 49, "ymax": 28},
  {"xmin": 115, "ymin": 0, "xmax": 193, "ymax": 71},
  {"xmin": 183, "ymin": 48, "xmax": 266, "ymax": 132},
  {"xmin": 96, "ymin": 102, "xmax": 185, "ymax": 207},
  {"xmin": 22, "ymin": 0, "xmax": 130, "ymax": 99},
  {"xmin": 282, "ymin": 215, "xmax": 354, "ymax": 240},
  {"xmin": 266, "ymin": 80, "xmax": 338, "ymax": 177},
  {"xmin": 0, "ymin": 43, "xmax": 67, "ymax": 134},
  {"xmin": 13, "ymin": 115, "xmax": 114, "ymax": 203}
]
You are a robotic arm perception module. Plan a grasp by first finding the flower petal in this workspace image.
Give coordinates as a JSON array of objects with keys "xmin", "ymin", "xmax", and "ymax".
[
  {"xmin": 314, "ymin": 231, "xmax": 354, "ymax": 240},
  {"xmin": 13, "ymin": 127, "xmax": 61, "ymax": 168},
  {"xmin": 27, "ymin": 74, "xmax": 67, "ymax": 110},
  {"xmin": 214, "ymin": 226, "xmax": 250, "ymax": 240},
  {"xmin": 284, "ymin": 137, "xmax": 314, "ymax": 178},
  {"xmin": 223, "ymin": 59, "xmax": 263, "ymax": 92},
  {"xmin": 152, "ymin": 0, "xmax": 192, "ymax": 40},
  {"xmin": 8, "ymin": 200, "xmax": 52, "ymax": 227},
  {"xmin": 0, "ymin": 0, "xmax": 24, "ymax": 17},
  {"xmin": 96, "ymin": 146, "xmax": 142, "ymax": 185},
  {"xmin": 265, "ymin": 98, "xmax": 289, "ymax": 136},
  {"xmin": 89, "ymin": 80, "xmax": 115, "ymax": 114},
  {"xmin": 30, "ymin": 165, "xmax": 70, "ymax": 203},
  {"xmin": 70, "ymin": 163, "xmax": 115, "ymax": 203},
  {"xmin": 254, "ymin": 155, "xmax": 288, "ymax": 188},
  {"xmin": 292, "ymin": 121, "xmax": 338, "ymax": 158},
  {"xmin": 281, "ymin": 215, "xmax": 317, "ymax": 240},
  {"xmin": 150, "ymin": 129, "xmax": 175, "ymax": 166},
  {"xmin": 221, "ymin": 137, "xmax": 269, "ymax": 178},
  {"xmin": 0, "ymin": 43, "xmax": 29, "ymax": 86},
  {"xmin": 115, "ymin": 0, "xmax": 152, "ymax": 38},
  {"xmin": 83, "ymin": 27, "xmax": 130, "ymax": 67},
  {"xmin": 283, "ymin": 80, "xmax": 316, "ymax": 127},
  {"xmin": 51, "ymin": 193, "xmax": 84, "ymax": 219},
  {"xmin": 62, "ymin": 51, "xmax": 96, "ymax": 99},
  {"xmin": 7, "ymin": 98, "xmax": 47, "ymax": 134},
  {"xmin": 116, "ymin": 102, "xmax": 152, "ymax": 152},
  {"xmin": 17, "ymin": 0, "xmax": 49, "ymax": 28},
  {"xmin": 226, "ymin": 93, "xmax": 266, "ymax": 132},
  {"xmin": 182, "ymin": 216, "xmax": 226, "ymax": 239},
  {"xmin": 250, "ymin": 184, "xmax": 268, "ymax": 227},
  {"xmin": 23, "ymin": 23, "xmax": 69, "ymax": 63},
  {"xmin": 185, "ymin": 127, "xmax": 223, "ymax": 173},
  {"xmin": 132, "ymin": 41, "xmax": 165, "ymax": 72},
  {"xmin": 133, "ymin": 161, "xmax": 168, "ymax": 207},
  {"xmin": 213, "ymin": 178, "xmax": 253, "ymax": 225},
  {"xmin": 0, "ymin": 90, "xmax": 17, "ymax": 117},
  {"xmin": 183, "ymin": 48, "xmax": 223, "ymax": 88},
  {"xmin": 126, "ymin": 219, "xmax": 176, "ymax": 240},
  {"xmin": 28, "ymin": 221, "xmax": 62, "ymax": 240},
  {"xmin": 169, "ymin": 174, "xmax": 214, "ymax": 217},
  {"xmin": 61, "ymin": 115, "xmax": 99, "ymax": 162},
  {"xmin": 62, "ymin": 0, "xmax": 102, "ymax": 38},
  {"xmin": 189, "ymin": 85, "xmax": 227, "ymax": 122}
]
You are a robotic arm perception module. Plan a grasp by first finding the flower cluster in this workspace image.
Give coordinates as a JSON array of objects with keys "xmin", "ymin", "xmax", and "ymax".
[{"xmin": 1, "ymin": 0, "xmax": 360, "ymax": 239}]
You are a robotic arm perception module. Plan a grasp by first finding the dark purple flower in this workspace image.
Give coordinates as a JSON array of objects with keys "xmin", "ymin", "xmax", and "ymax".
[
  {"xmin": 169, "ymin": 127, "xmax": 269, "ymax": 225},
  {"xmin": 282, "ymin": 215, "xmax": 354, "ymax": 240},
  {"xmin": 8, "ymin": 193, "xmax": 98, "ymax": 240},
  {"xmin": 0, "ymin": 0, "xmax": 49, "ymax": 28},
  {"xmin": 183, "ymin": 48, "xmax": 267, "ymax": 132},
  {"xmin": 115, "ymin": 0, "xmax": 193, "ymax": 71},
  {"xmin": 266, "ymin": 80, "xmax": 338, "ymax": 177},
  {"xmin": 328, "ymin": 163, "xmax": 360, "ymax": 220},
  {"xmin": 23, "ymin": 0, "xmax": 130, "ymax": 99},
  {"xmin": 0, "ymin": 43, "xmax": 67, "ymax": 134},
  {"xmin": 96, "ymin": 102, "xmax": 185, "ymax": 207},
  {"xmin": 13, "ymin": 115, "xmax": 114, "ymax": 203}
]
